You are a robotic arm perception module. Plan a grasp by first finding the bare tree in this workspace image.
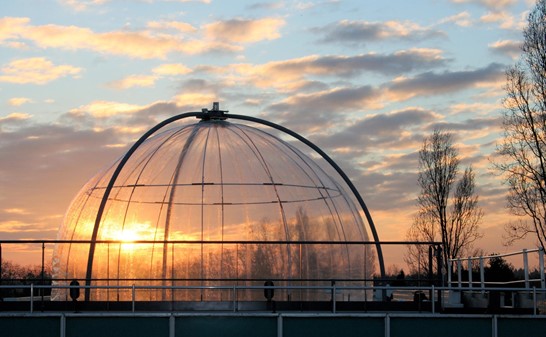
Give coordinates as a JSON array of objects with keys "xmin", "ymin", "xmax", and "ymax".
[
  {"xmin": 495, "ymin": 0, "xmax": 546, "ymax": 251},
  {"xmin": 406, "ymin": 130, "xmax": 483, "ymax": 274}
]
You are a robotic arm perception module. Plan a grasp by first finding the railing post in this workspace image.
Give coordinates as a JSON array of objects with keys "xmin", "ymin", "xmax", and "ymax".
[
  {"xmin": 536, "ymin": 248, "xmax": 546, "ymax": 289},
  {"xmin": 447, "ymin": 260, "xmax": 452, "ymax": 288},
  {"xmin": 467, "ymin": 257, "xmax": 472, "ymax": 290},
  {"xmin": 533, "ymin": 286, "xmax": 537, "ymax": 315},
  {"xmin": 480, "ymin": 257, "xmax": 485, "ymax": 294},
  {"xmin": 0, "ymin": 243, "xmax": 2, "ymax": 301},
  {"xmin": 30, "ymin": 283, "xmax": 34, "ymax": 313},
  {"xmin": 132, "ymin": 284, "xmax": 135, "ymax": 312},
  {"xmin": 232, "ymin": 286, "xmax": 237, "ymax": 312},
  {"xmin": 431, "ymin": 285, "xmax": 435, "ymax": 314},
  {"xmin": 41, "ymin": 242, "xmax": 45, "ymax": 305},
  {"xmin": 457, "ymin": 259, "xmax": 462, "ymax": 289},
  {"xmin": 523, "ymin": 249, "xmax": 529, "ymax": 289},
  {"xmin": 332, "ymin": 282, "xmax": 336, "ymax": 313}
]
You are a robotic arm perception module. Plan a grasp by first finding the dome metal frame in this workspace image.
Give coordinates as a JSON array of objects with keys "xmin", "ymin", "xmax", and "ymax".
[{"xmin": 83, "ymin": 104, "xmax": 385, "ymax": 301}]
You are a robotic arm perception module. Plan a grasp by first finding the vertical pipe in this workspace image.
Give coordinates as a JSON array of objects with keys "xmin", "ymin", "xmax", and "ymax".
[
  {"xmin": 41, "ymin": 242, "xmax": 45, "ymax": 303},
  {"xmin": 480, "ymin": 257, "xmax": 485, "ymax": 294},
  {"xmin": 428, "ymin": 246, "xmax": 433, "ymax": 300},
  {"xmin": 418, "ymin": 249, "xmax": 421, "ymax": 287},
  {"xmin": 492, "ymin": 315, "xmax": 498, "ymax": 337},
  {"xmin": 169, "ymin": 315, "xmax": 175, "ymax": 337},
  {"xmin": 536, "ymin": 248, "xmax": 546, "ymax": 289},
  {"xmin": 436, "ymin": 246, "xmax": 443, "ymax": 308},
  {"xmin": 467, "ymin": 257, "xmax": 472, "ymax": 290},
  {"xmin": 431, "ymin": 285, "xmax": 435, "ymax": 314},
  {"xmin": 132, "ymin": 284, "xmax": 135, "ymax": 312},
  {"xmin": 0, "ymin": 243, "xmax": 2, "ymax": 301},
  {"xmin": 232, "ymin": 285, "xmax": 236, "ymax": 312},
  {"xmin": 332, "ymin": 282, "xmax": 336, "ymax": 313},
  {"xmin": 171, "ymin": 243, "xmax": 174, "ymax": 302},
  {"xmin": 60, "ymin": 314, "xmax": 66, "ymax": 337},
  {"xmin": 523, "ymin": 249, "xmax": 529, "ymax": 289},
  {"xmin": 457, "ymin": 260, "xmax": 462, "ymax": 289},
  {"xmin": 533, "ymin": 287, "xmax": 537, "ymax": 315},
  {"xmin": 447, "ymin": 260, "xmax": 453, "ymax": 288},
  {"xmin": 30, "ymin": 283, "xmax": 34, "ymax": 313},
  {"xmin": 277, "ymin": 314, "xmax": 283, "ymax": 337}
]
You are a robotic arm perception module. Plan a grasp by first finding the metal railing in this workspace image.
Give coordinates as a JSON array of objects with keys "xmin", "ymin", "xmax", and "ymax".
[
  {"xmin": 448, "ymin": 248, "xmax": 546, "ymax": 291},
  {"xmin": 1, "ymin": 283, "xmax": 545, "ymax": 315}
]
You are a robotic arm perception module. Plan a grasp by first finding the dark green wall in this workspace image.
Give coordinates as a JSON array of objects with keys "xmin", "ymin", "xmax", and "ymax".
[{"xmin": 1, "ymin": 313, "xmax": 545, "ymax": 337}]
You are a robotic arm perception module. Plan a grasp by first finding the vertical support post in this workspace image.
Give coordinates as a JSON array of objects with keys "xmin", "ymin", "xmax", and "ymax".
[
  {"xmin": 41, "ymin": 242, "xmax": 45, "ymax": 304},
  {"xmin": 536, "ymin": 248, "xmax": 546, "ymax": 290},
  {"xmin": 431, "ymin": 285, "xmax": 435, "ymax": 314},
  {"xmin": 277, "ymin": 314, "xmax": 283, "ymax": 337},
  {"xmin": 169, "ymin": 315, "xmax": 175, "ymax": 337},
  {"xmin": 533, "ymin": 287, "xmax": 537, "ymax": 315},
  {"xmin": 232, "ymin": 286, "xmax": 237, "ymax": 312},
  {"xmin": 132, "ymin": 284, "xmax": 135, "ymax": 312},
  {"xmin": 457, "ymin": 260, "xmax": 462, "ymax": 289},
  {"xmin": 523, "ymin": 249, "xmax": 529, "ymax": 289},
  {"xmin": 332, "ymin": 282, "xmax": 336, "ymax": 313},
  {"xmin": 428, "ymin": 246, "xmax": 433, "ymax": 300},
  {"xmin": 60, "ymin": 314, "xmax": 66, "ymax": 337},
  {"xmin": 171, "ymin": 243, "xmax": 175, "ymax": 303},
  {"xmin": 447, "ymin": 259, "xmax": 452, "ymax": 288},
  {"xmin": 0, "ymin": 243, "xmax": 2, "ymax": 301},
  {"xmin": 418, "ymin": 248, "xmax": 421, "ymax": 287},
  {"xmin": 467, "ymin": 257, "xmax": 473, "ymax": 290},
  {"xmin": 436, "ymin": 246, "xmax": 443, "ymax": 308},
  {"xmin": 107, "ymin": 242, "xmax": 110, "ymax": 302},
  {"xmin": 384, "ymin": 314, "xmax": 390, "ymax": 337},
  {"xmin": 480, "ymin": 257, "xmax": 485, "ymax": 294},
  {"xmin": 30, "ymin": 283, "xmax": 34, "ymax": 313},
  {"xmin": 492, "ymin": 315, "xmax": 498, "ymax": 337}
]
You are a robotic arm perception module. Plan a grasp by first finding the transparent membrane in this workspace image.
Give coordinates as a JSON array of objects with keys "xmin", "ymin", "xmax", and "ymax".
[{"xmin": 52, "ymin": 119, "xmax": 376, "ymax": 301}]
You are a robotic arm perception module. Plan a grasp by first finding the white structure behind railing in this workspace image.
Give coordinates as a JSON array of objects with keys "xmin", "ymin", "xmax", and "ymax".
[{"xmin": 448, "ymin": 248, "xmax": 545, "ymax": 290}]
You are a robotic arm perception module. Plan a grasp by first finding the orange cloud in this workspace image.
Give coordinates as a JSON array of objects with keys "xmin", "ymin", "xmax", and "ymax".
[
  {"xmin": 8, "ymin": 97, "xmax": 32, "ymax": 106},
  {"xmin": 152, "ymin": 63, "xmax": 192, "ymax": 76},
  {"xmin": 61, "ymin": 0, "xmax": 211, "ymax": 11},
  {"xmin": 480, "ymin": 11, "xmax": 524, "ymax": 30},
  {"xmin": 0, "ymin": 17, "xmax": 241, "ymax": 59},
  {"xmin": 0, "ymin": 112, "xmax": 32, "ymax": 122},
  {"xmin": 0, "ymin": 57, "xmax": 81, "ymax": 84},
  {"xmin": 108, "ymin": 74, "xmax": 158, "ymax": 89},
  {"xmin": 438, "ymin": 11, "xmax": 473, "ymax": 27},
  {"xmin": 0, "ymin": 17, "xmax": 29, "ymax": 42},
  {"xmin": 70, "ymin": 101, "xmax": 144, "ymax": 118},
  {"xmin": 147, "ymin": 20, "xmax": 197, "ymax": 33},
  {"xmin": 107, "ymin": 63, "xmax": 192, "ymax": 90},
  {"xmin": 174, "ymin": 92, "xmax": 218, "ymax": 108},
  {"xmin": 204, "ymin": 17, "xmax": 285, "ymax": 43}
]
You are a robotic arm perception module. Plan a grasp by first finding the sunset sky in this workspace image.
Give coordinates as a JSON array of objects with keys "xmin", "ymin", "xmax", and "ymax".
[{"xmin": 0, "ymin": 0, "xmax": 541, "ymax": 269}]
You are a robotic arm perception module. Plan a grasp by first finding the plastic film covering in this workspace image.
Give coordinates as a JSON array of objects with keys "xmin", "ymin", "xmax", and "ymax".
[{"xmin": 51, "ymin": 119, "xmax": 376, "ymax": 301}]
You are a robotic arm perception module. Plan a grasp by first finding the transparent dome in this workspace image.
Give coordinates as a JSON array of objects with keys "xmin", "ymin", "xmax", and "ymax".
[{"xmin": 52, "ymin": 112, "xmax": 378, "ymax": 302}]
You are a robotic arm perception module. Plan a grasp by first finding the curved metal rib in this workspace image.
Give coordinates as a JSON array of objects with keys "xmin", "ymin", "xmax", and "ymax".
[{"xmin": 84, "ymin": 109, "xmax": 385, "ymax": 300}]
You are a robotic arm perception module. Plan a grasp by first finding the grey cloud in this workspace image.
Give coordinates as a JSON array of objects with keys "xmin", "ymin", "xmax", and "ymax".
[
  {"xmin": 246, "ymin": 2, "xmax": 284, "ymax": 10},
  {"xmin": 387, "ymin": 62, "xmax": 505, "ymax": 97},
  {"xmin": 352, "ymin": 170, "xmax": 418, "ymax": 212},
  {"xmin": 273, "ymin": 50, "xmax": 448, "ymax": 77},
  {"xmin": 489, "ymin": 40, "xmax": 521, "ymax": 58},
  {"xmin": 265, "ymin": 85, "xmax": 378, "ymax": 133},
  {"xmin": 314, "ymin": 20, "xmax": 445, "ymax": 44},
  {"xmin": 0, "ymin": 123, "xmax": 127, "ymax": 239},
  {"xmin": 315, "ymin": 108, "xmax": 438, "ymax": 151},
  {"xmin": 428, "ymin": 117, "xmax": 500, "ymax": 132}
]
